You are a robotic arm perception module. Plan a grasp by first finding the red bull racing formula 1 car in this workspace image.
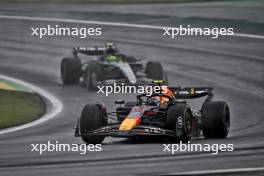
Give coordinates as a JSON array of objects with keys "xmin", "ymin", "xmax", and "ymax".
[{"xmin": 74, "ymin": 82, "xmax": 230, "ymax": 143}]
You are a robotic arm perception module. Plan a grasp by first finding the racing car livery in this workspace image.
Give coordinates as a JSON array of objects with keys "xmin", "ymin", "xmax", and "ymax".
[
  {"xmin": 61, "ymin": 43, "xmax": 167, "ymax": 90},
  {"xmin": 74, "ymin": 81, "xmax": 230, "ymax": 143}
]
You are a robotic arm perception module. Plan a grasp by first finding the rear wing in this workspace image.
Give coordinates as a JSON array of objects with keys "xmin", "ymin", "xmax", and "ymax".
[
  {"xmin": 73, "ymin": 46, "xmax": 106, "ymax": 56},
  {"xmin": 169, "ymin": 87, "xmax": 214, "ymax": 102}
]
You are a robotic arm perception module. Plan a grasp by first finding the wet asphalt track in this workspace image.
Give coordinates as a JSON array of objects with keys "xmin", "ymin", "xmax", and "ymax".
[{"xmin": 0, "ymin": 2, "xmax": 264, "ymax": 176}]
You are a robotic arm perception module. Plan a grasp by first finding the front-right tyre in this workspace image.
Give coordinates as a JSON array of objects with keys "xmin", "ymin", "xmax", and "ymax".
[
  {"xmin": 201, "ymin": 101, "xmax": 230, "ymax": 138},
  {"xmin": 166, "ymin": 103, "xmax": 192, "ymax": 142}
]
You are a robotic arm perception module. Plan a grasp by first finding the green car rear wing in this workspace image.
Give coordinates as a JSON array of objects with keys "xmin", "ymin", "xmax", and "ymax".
[{"xmin": 73, "ymin": 46, "xmax": 106, "ymax": 56}]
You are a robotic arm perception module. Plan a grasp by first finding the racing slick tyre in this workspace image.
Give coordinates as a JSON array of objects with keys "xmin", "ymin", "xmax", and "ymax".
[
  {"xmin": 201, "ymin": 101, "xmax": 230, "ymax": 138},
  {"xmin": 85, "ymin": 65, "xmax": 103, "ymax": 91},
  {"xmin": 166, "ymin": 104, "xmax": 192, "ymax": 142},
  {"xmin": 61, "ymin": 57, "xmax": 81, "ymax": 85},
  {"xmin": 146, "ymin": 61, "xmax": 163, "ymax": 80},
  {"xmin": 80, "ymin": 104, "xmax": 107, "ymax": 144}
]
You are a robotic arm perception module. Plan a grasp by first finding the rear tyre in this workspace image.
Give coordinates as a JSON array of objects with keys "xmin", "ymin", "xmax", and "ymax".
[
  {"xmin": 166, "ymin": 104, "xmax": 192, "ymax": 142},
  {"xmin": 80, "ymin": 104, "xmax": 107, "ymax": 144},
  {"xmin": 146, "ymin": 61, "xmax": 163, "ymax": 80},
  {"xmin": 202, "ymin": 101, "xmax": 230, "ymax": 138},
  {"xmin": 61, "ymin": 57, "xmax": 81, "ymax": 85}
]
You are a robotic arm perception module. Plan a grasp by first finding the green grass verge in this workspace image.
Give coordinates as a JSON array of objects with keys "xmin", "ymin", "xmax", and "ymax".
[{"xmin": 0, "ymin": 90, "xmax": 46, "ymax": 129}]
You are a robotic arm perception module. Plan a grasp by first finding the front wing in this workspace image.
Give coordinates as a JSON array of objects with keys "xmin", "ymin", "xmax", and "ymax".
[{"xmin": 75, "ymin": 123, "xmax": 177, "ymax": 138}]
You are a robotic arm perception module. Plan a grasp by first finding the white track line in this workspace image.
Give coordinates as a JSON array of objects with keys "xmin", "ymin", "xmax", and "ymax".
[
  {"xmin": 0, "ymin": 15, "xmax": 263, "ymax": 39},
  {"xmin": 166, "ymin": 167, "xmax": 264, "ymax": 175},
  {"xmin": 0, "ymin": 75, "xmax": 63, "ymax": 135}
]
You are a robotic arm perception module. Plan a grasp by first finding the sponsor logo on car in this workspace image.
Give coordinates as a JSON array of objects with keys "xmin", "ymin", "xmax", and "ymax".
[{"xmin": 145, "ymin": 127, "xmax": 165, "ymax": 134}]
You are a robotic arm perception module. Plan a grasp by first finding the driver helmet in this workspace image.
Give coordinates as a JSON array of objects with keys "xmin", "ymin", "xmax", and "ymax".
[
  {"xmin": 148, "ymin": 96, "xmax": 161, "ymax": 106},
  {"xmin": 105, "ymin": 42, "xmax": 117, "ymax": 54}
]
